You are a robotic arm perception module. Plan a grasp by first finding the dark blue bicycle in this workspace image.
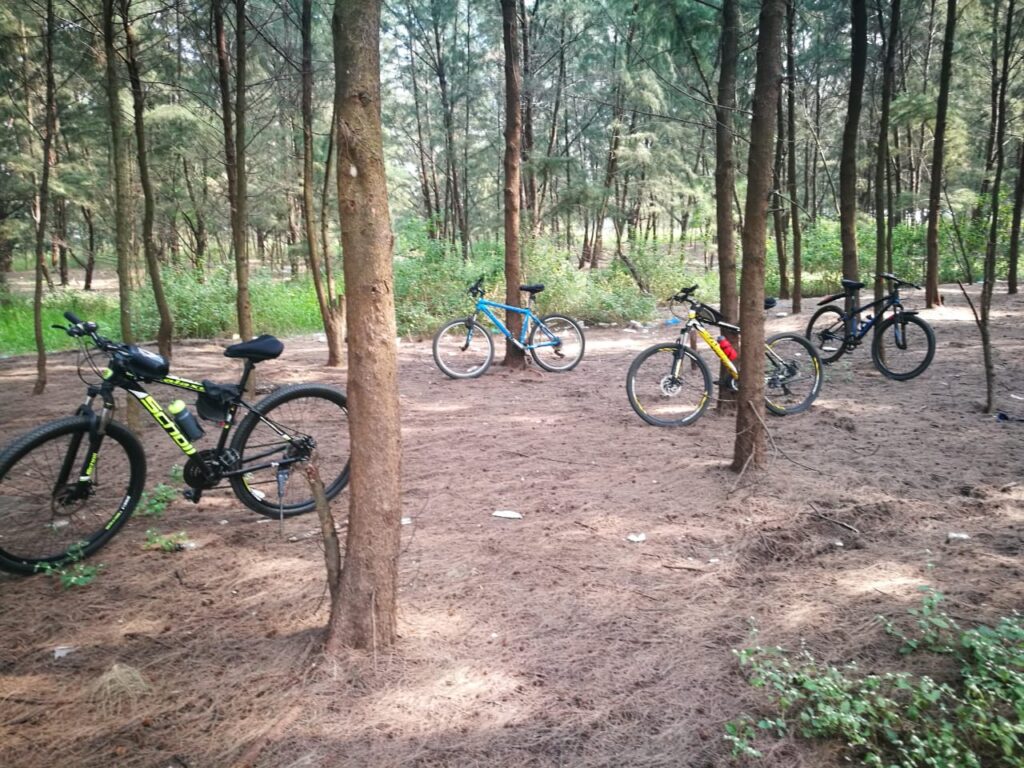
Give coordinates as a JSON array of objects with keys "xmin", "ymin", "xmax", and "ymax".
[
  {"xmin": 432, "ymin": 277, "xmax": 585, "ymax": 378},
  {"xmin": 805, "ymin": 272, "xmax": 935, "ymax": 380}
]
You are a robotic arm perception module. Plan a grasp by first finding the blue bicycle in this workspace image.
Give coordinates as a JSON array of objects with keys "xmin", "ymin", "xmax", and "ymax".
[
  {"xmin": 805, "ymin": 272, "xmax": 935, "ymax": 380},
  {"xmin": 432, "ymin": 277, "xmax": 585, "ymax": 378}
]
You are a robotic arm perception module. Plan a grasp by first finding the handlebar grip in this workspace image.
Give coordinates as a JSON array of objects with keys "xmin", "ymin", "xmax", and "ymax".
[{"xmin": 64, "ymin": 310, "xmax": 83, "ymax": 325}]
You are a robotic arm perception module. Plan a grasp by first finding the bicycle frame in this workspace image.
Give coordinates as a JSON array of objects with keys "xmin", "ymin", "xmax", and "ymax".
[
  {"xmin": 843, "ymin": 293, "xmax": 903, "ymax": 341},
  {"xmin": 471, "ymin": 296, "xmax": 557, "ymax": 351}
]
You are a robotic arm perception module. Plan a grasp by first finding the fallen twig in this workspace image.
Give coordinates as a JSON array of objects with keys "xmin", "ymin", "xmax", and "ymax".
[{"xmin": 808, "ymin": 502, "xmax": 861, "ymax": 534}]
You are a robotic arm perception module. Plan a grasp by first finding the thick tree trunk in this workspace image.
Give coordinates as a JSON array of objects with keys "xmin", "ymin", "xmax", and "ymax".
[
  {"xmin": 328, "ymin": 0, "xmax": 402, "ymax": 652},
  {"xmin": 123, "ymin": 0, "xmax": 173, "ymax": 359},
  {"xmin": 302, "ymin": 0, "xmax": 344, "ymax": 367},
  {"xmin": 715, "ymin": 0, "xmax": 740, "ymax": 411},
  {"xmin": 733, "ymin": 0, "xmax": 785, "ymax": 472},
  {"xmin": 501, "ymin": 0, "xmax": 526, "ymax": 369},
  {"xmin": 926, "ymin": 0, "xmax": 956, "ymax": 306},
  {"xmin": 840, "ymin": 0, "xmax": 867, "ymax": 281}
]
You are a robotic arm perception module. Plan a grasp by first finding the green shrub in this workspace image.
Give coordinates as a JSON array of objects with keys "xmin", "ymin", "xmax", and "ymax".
[{"xmin": 728, "ymin": 591, "xmax": 1024, "ymax": 767}]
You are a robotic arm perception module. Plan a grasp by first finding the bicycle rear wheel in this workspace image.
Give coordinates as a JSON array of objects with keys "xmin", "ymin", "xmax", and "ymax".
[
  {"xmin": 229, "ymin": 383, "xmax": 351, "ymax": 518},
  {"xmin": 626, "ymin": 343, "xmax": 712, "ymax": 427},
  {"xmin": 764, "ymin": 333, "xmax": 823, "ymax": 415},
  {"xmin": 805, "ymin": 304, "xmax": 847, "ymax": 363},
  {"xmin": 871, "ymin": 313, "xmax": 935, "ymax": 380},
  {"xmin": 0, "ymin": 416, "xmax": 146, "ymax": 575},
  {"xmin": 529, "ymin": 314, "xmax": 585, "ymax": 372},
  {"xmin": 432, "ymin": 318, "xmax": 494, "ymax": 378}
]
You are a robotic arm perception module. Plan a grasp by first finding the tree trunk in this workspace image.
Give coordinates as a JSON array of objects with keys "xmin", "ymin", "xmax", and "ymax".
[
  {"xmin": 103, "ymin": 0, "xmax": 135, "ymax": 350},
  {"xmin": 840, "ymin": 0, "xmax": 867, "ymax": 281},
  {"xmin": 980, "ymin": 0, "xmax": 1015, "ymax": 413},
  {"xmin": 874, "ymin": 0, "xmax": 900, "ymax": 304},
  {"xmin": 234, "ymin": 0, "xmax": 252, "ymax": 340},
  {"xmin": 786, "ymin": 0, "xmax": 802, "ymax": 314},
  {"xmin": 1008, "ymin": 140, "xmax": 1023, "ymax": 294},
  {"xmin": 501, "ymin": 0, "xmax": 526, "ymax": 370},
  {"xmin": 328, "ymin": 0, "xmax": 402, "ymax": 652},
  {"xmin": 302, "ymin": 0, "xmax": 344, "ymax": 367},
  {"xmin": 732, "ymin": 0, "xmax": 785, "ymax": 472},
  {"xmin": 715, "ymin": 0, "xmax": 740, "ymax": 411},
  {"xmin": 122, "ymin": 0, "xmax": 173, "ymax": 359},
  {"xmin": 32, "ymin": 0, "xmax": 58, "ymax": 395},
  {"xmin": 926, "ymin": 0, "xmax": 956, "ymax": 306},
  {"xmin": 520, "ymin": 0, "xmax": 538, "ymax": 230},
  {"xmin": 773, "ymin": 93, "xmax": 789, "ymax": 299}
]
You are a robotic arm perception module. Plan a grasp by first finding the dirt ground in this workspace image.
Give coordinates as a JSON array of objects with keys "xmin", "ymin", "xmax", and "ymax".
[{"xmin": 1, "ymin": 283, "xmax": 1023, "ymax": 768}]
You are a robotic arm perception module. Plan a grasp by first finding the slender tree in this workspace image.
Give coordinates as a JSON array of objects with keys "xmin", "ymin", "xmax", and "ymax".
[
  {"xmin": 874, "ymin": 0, "xmax": 900, "ymax": 304},
  {"xmin": 328, "ymin": 0, "xmax": 402, "ymax": 652},
  {"xmin": 716, "ymin": 0, "xmax": 740, "ymax": 409},
  {"xmin": 839, "ymin": 0, "xmax": 867, "ymax": 281},
  {"xmin": 122, "ymin": 0, "xmax": 173, "ymax": 359},
  {"xmin": 31, "ymin": 0, "xmax": 58, "ymax": 395},
  {"xmin": 786, "ymin": 0, "xmax": 802, "ymax": 314},
  {"xmin": 733, "ymin": 0, "xmax": 785, "ymax": 472},
  {"xmin": 501, "ymin": 0, "xmax": 526, "ymax": 369},
  {"xmin": 301, "ymin": 0, "xmax": 344, "ymax": 366},
  {"xmin": 925, "ymin": 0, "xmax": 956, "ymax": 307}
]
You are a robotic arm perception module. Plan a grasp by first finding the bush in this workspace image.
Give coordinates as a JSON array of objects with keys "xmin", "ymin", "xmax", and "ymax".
[{"xmin": 727, "ymin": 591, "xmax": 1024, "ymax": 767}]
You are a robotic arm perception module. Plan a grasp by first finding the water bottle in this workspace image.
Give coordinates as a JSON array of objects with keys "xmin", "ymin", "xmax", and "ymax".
[
  {"xmin": 717, "ymin": 336, "xmax": 739, "ymax": 361},
  {"xmin": 168, "ymin": 399, "xmax": 204, "ymax": 442}
]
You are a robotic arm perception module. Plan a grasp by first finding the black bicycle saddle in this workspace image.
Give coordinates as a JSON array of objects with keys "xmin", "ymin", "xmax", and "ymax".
[{"xmin": 224, "ymin": 334, "xmax": 284, "ymax": 362}]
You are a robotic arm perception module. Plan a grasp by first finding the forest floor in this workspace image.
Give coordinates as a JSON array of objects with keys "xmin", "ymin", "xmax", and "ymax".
[{"xmin": 1, "ymin": 282, "xmax": 1023, "ymax": 768}]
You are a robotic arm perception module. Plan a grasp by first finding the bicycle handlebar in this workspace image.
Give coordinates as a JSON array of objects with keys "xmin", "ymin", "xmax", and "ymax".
[
  {"xmin": 53, "ymin": 311, "xmax": 125, "ymax": 354},
  {"xmin": 468, "ymin": 276, "xmax": 485, "ymax": 298},
  {"xmin": 876, "ymin": 272, "xmax": 922, "ymax": 290}
]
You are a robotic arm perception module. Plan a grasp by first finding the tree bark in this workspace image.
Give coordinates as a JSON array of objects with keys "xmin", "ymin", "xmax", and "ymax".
[
  {"xmin": 501, "ymin": 0, "xmax": 527, "ymax": 369},
  {"xmin": 786, "ymin": 0, "xmax": 802, "ymax": 314},
  {"xmin": 302, "ymin": 0, "xmax": 344, "ymax": 367},
  {"xmin": 32, "ymin": 0, "xmax": 58, "ymax": 395},
  {"xmin": 840, "ymin": 0, "xmax": 867, "ymax": 281},
  {"xmin": 926, "ymin": 0, "xmax": 956, "ymax": 307},
  {"xmin": 1008, "ymin": 140, "xmax": 1024, "ymax": 294},
  {"xmin": 103, "ymin": 0, "xmax": 135, "ymax": 350},
  {"xmin": 980, "ymin": 0, "xmax": 1015, "ymax": 413},
  {"xmin": 715, "ymin": 0, "xmax": 740, "ymax": 410},
  {"xmin": 772, "ymin": 93, "xmax": 789, "ymax": 299},
  {"xmin": 733, "ymin": 0, "xmax": 785, "ymax": 472},
  {"xmin": 328, "ymin": 0, "xmax": 402, "ymax": 652},
  {"xmin": 122, "ymin": 0, "xmax": 173, "ymax": 359},
  {"xmin": 874, "ymin": 0, "xmax": 900, "ymax": 304}
]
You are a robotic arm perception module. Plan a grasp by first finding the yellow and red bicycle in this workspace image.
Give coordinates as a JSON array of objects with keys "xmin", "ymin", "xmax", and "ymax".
[{"xmin": 626, "ymin": 286, "xmax": 823, "ymax": 427}]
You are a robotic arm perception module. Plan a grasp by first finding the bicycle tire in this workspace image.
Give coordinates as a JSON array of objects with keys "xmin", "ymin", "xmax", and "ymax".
[
  {"xmin": 229, "ymin": 383, "xmax": 351, "ymax": 518},
  {"xmin": 871, "ymin": 313, "xmax": 936, "ymax": 380},
  {"xmin": 626, "ymin": 342, "xmax": 713, "ymax": 427},
  {"xmin": 432, "ymin": 319, "xmax": 494, "ymax": 379},
  {"xmin": 528, "ymin": 314, "xmax": 585, "ymax": 372},
  {"xmin": 764, "ymin": 333, "xmax": 823, "ymax": 416},
  {"xmin": 805, "ymin": 304, "xmax": 848, "ymax": 364},
  {"xmin": 0, "ymin": 416, "xmax": 146, "ymax": 575}
]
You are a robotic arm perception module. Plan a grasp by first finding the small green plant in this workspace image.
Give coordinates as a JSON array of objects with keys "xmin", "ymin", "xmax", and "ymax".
[
  {"xmin": 138, "ymin": 483, "xmax": 177, "ymax": 518},
  {"xmin": 728, "ymin": 591, "xmax": 1024, "ymax": 766},
  {"xmin": 168, "ymin": 464, "xmax": 184, "ymax": 483},
  {"xmin": 34, "ymin": 542, "xmax": 102, "ymax": 588},
  {"xmin": 143, "ymin": 529, "xmax": 188, "ymax": 552}
]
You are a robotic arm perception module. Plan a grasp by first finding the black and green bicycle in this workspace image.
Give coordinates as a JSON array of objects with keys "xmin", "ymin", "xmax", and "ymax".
[{"xmin": 0, "ymin": 312, "xmax": 350, "ymax": 575}]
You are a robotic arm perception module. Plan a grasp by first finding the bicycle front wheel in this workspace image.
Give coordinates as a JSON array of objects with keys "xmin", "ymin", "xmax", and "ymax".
[
  {"xmin": 764, "ymin": 333, "xmax": 823, "ymax": 416},
  {"xmin": 432, "ymin": 319, "xmax": 494, "ymax": 379},
  {"xmin": 0, "ymin": 416, "xmax": 146, "ymax": 575},
  {"xmin": 871, "ymin": 313, "xmax": 935, "ymax": 380},
  {"xmin": 805, "ymin": 304, "xmax": 847, "ymax": 363},
  {"xmin": 626, "ymin": 343, "xmax": 713, "ymax": 427},
  {"xmin": 529, "ymin": 314, "xmax": 585, "ymax": 372},
  {"xmin": 229, "ymin": 384, "xmax": 350, "ymax": 518}
]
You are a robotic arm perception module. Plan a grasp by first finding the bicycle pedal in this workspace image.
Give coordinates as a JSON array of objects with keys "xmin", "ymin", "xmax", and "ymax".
[{"xmin": 183, "ymin": 488, "xmax": 203, "ymax": 504}]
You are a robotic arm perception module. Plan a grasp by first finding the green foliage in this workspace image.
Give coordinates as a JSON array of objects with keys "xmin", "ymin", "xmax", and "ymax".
[
  {"xmin": 728, "ymin": 592, "xmax": 1024, "ymax": 767},
  {"xmin": 34, "ymin": 542, "xmax": 102, "ymax": 588},
  {"xmin": 138, "ymin": 483, "xmax": 177, "ymax": 519},
  {"xmin": 143, "ymin": 528, "xmax": 187, "ymax": 553}
]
